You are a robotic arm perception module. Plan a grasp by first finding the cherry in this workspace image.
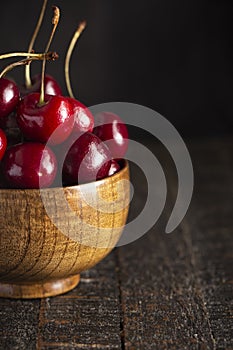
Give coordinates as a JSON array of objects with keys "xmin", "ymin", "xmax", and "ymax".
[
  {"xmin": 0, "ymin": 53, "xmax": 57, "ymax": 147},
  {"xmin": 62, "ymin": 132, "xmax": 112, "ymax": 185},
  {"xmin": 2, "ymin": 142, "xmax": 57, "ymax": 189},
  {"xmin": 0, "ymin": 128, "xmax": 7, "ymax": 161},
  {"xmin": 67, "ymin": 97, "xmax": 94, "ymax": 133},
  {"xmin": 33, "ymin": 74, "xmax": 62, "ymax": 95},
  {"xmin": 93, "ymin": 112, "xmax": 129, "ymax": 158},
  {"xmin": 20, "ymin": 74, "xmax": 62, "ymax": 97},
  {"xmin": 51, "ymin": 97, "xmax": 94, "ymax": 169},
  {"xmin": 108, "ymin": 159, "xmax": 120, "ymax": 176},
  {"xmin": 16, "ymin": 92, "xmax": 74, "ymax": 145},
  {"xmin": 0, "ymin": 78, "xmax": 20, "ymax": 119}
]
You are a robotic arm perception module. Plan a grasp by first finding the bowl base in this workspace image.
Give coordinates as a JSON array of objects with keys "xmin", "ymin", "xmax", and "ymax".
[{"xmin": 0, "ymin": 274, "xmax": 80, "ymax": 299}]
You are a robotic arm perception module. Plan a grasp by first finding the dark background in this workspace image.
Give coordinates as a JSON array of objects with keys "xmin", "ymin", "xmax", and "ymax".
[{"xmin": 1, "ymin": 0, "xmax": 233, "ymax": 137}]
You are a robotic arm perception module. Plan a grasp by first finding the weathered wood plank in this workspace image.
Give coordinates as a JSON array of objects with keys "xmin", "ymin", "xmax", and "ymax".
[
  {"xmin": 117, "ymin": 137, "xmax": 233, "ymax": 349},
  {"xmin": 36, "ymin": 253, "xmax": 122, "ymax": 349},
  {"xmin": 0, "ymin": 299, "xmax": 40, "ymax": 350},
  {"xmin": 184, "ymin": 138, "xmax": 233, "ymax": 349},
  {"xmin": 0, "ymin": 251, "xmax": 122, "ymax": 350}
]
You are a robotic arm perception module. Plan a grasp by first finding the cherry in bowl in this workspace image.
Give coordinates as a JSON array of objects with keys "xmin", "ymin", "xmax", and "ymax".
[
  {"xmin": 93, "ymin": 112, "xmax": 129, "ymax": 159},
  {"xmin": 0, "ymin": 78, "xmax": 20, "ymax": 119},
  {"xmin": 62, "ymin": 132, "xmax": 112, "ymax": 186},
  {"xmin": 16, "ymin": 93, "xmax": 74, "ymax": 145},
  {"xmin": 0, "ymin": 128, "xmax": 7, "ymax": 161},
  {"xmin": 2, "ymin": 142, "xmax": 57, "ymax": 189}
]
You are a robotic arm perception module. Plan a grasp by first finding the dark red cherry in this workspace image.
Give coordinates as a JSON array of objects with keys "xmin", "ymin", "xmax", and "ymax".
[
  {"xmin": 0, "ymin": 128, "xmax": 7, "ymax": 161},
  {"xmin": 67, "ymin": 97, "xmax": 94, "ymax": 133},
  {"xmin": 53, "ymin": 100, "xmax": 94, "ymax": 168},
  {"xmin": 108, "ymin": 159, "xmax": 120, "ymax": 176},
  {"xmin": 16, "ymin": 93, "xmax": 74, "ymax": 145},
  {"xmin": 2, "ymin": 142, "xmax": 57, "ymax": 189},
  {"xmin": 0, "ymin": 78, "xmax": 20, "ymax": 119},
  {"xmin": 20, "ymin": 74, "xmax": 62, "ymax": 97},
  {"xmin": 62, "ymin": 132, "xmax": 112, "ymax": 185},
  {"xmin": 32, "ymin": 74, "xmax": 62, "ymax": 96},
  {"xmin": 93, "ymin": 112, "xmax": 128, "ymax": 158}
]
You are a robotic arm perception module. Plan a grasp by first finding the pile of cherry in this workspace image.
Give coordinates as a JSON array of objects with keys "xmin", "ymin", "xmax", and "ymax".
[{"xmin": 0, "ymin": 75, "xmax": 128, "ymax": 189}]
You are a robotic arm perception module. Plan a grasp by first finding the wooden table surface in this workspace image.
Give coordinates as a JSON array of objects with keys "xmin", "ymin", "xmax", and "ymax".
[{"xmin": 0, "ymin": 136, "xmax": 232, "ymax": 350}]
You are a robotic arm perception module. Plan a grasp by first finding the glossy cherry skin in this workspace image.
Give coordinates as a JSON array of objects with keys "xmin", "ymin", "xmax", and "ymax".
[
  {"xmin": 62, "ymin": 132, "xmax": 112, "ymax": 185},
  {"xmin": 0, "ymin": 128, "xmax": 7, "ymax": 161},
  {"xmin": 32, "ymin": 74, "xmax": 62, "ymax": 96},
  {"xmin": 16, "ymin": 93, "xmax": 74, "ymax": 145},
  {"xmin": 67, "ymin": 97, "xmax": 94, "ymax": 133},
  {"xmin": 108, "ymin": 159, "xmax": 121, "ymax": 176},
  {"xmin": 2, "ymin": 142, "xmax": 57, "ymax": 189},
  {"xmin": 93, "ymin": 112, "xmax": 128, "ymax": 158},
  {"xmin": 0, "ymin": 78, "xmax": 20, "ymax": 119},
  {"xmin": 52, "ymin": 99, "xmax": 94, "ymax": 168},
  {"xmin": 20, "ymin": 74, "xmax": 62, "ymax": 97}
]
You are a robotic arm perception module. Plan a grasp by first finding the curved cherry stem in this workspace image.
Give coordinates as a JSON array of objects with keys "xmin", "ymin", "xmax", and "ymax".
[
  {"xmin": 39, "ymin": 6, "xmax": 60, "ymax": 106},
  {"xmin": 25, "ymin": 0, "xmax": 48, "ymax": 88},
  {"xmin": 65, "ymin": 21, "xmax": 86, "ymax": 99}
]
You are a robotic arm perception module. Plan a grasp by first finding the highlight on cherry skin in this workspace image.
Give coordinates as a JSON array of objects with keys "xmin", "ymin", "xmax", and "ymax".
[
  {"xmin": 0, "ymin": 128, "xmax": 7, "ymax": 161},
  {"xmin": 0, "ymin": 77, "xmax": 20, "ymax": 119},
  {"xmin": 62, "ymin": 131, "xmax": 112, "ymax": 186},
  {"xmin": 16, "ymin": 92, "xmax": 75, "ymax": 145},
  {"xmin": 93, "ymin": 111, "xmax": 129, "ymax": 159},
  {"xmin": 67, "ymin": 97, "xmax": 94, "ymax": 134},
  {"xmin": 2, "ymin": 142, "xmax": 57, "ymax": 189}
]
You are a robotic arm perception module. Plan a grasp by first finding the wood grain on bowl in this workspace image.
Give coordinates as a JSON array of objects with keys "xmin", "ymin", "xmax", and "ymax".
[{"xmin": 0, "ymin": 161, "xmax": 130, "ymax": 298}]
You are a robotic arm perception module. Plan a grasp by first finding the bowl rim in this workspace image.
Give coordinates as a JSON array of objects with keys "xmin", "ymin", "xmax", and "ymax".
[{"xmin": 0, "ymin": 159, "xmax": 129, "ymax": 193}]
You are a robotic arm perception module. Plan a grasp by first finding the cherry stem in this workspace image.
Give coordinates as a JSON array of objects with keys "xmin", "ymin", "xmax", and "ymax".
[
  {"xmin": 45, "ymin": 6, "xmax": 60, "ymax": 53},
  {"xmin": 0, "ymin": 52, "xmax": 53, "ymax": 60},
  {"xmin": 65, "ymin": 21, "xmax": 86, "ymax": 99},
  {"xmin": 25, "ymin": 0, "xmax": 48, "ymax": 88},
  {"xmin": 39, "ymin": 6, "xmax": 60, "ymax": 106},
  {"xmin": 0, "ymin": 52, "xmax": 58, "ymax": 79}
]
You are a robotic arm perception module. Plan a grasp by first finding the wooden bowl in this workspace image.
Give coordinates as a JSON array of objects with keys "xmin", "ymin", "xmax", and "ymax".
[{"xmin": 0, "ymin": 161, "xmax": 130, "ymax": 299}]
